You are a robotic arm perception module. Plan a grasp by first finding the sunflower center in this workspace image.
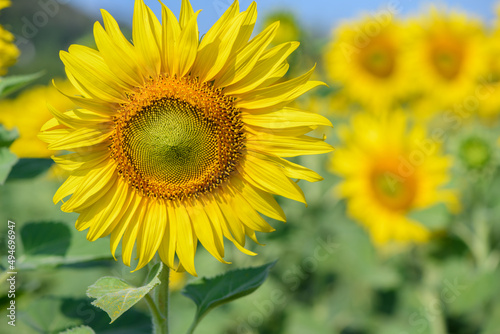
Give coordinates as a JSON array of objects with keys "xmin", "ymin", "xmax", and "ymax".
[
  {"xmin": 359, "ymin": 38, "xmax": 395, "ymax": 78},
  {"xmin": 111, "ymin": 76, "xmax": 245, "ymax": 200},
  {"xmin": 369, "ymin": 159, "xmax": 417, "ymax": 211},
  {"xmin": 430, "ymin": 37, "xmax": 464, "ymax": 81},
  {"xmin": 459, "ymin": 137, "xmax": 491, "ymax": 170},
  {"xmin": 122, "ymin": 99, "xmax": 218, "ymax": 185}
]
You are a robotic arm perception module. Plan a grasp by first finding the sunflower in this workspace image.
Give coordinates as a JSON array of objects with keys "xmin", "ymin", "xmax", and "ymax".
[
  {"xmin": 451, "ymin": 126, "xmax": 499, "ymax": 179},
  {"xmin": 407, "ymin": 8, "xmax": 487, "ymax": 108},
  {"xmin": 324, "ymin": 16, "xmax": 410, "ymax": 110},
  {"xmin": 0, "ymin": 80, "xmax": 76, "ymax": 158},
  {"xmin": 476, "ymin": 14, "xmax": 500, "ymax": 121},
  {"xmin": 329, "ymin": 111, "xmax": 458, "ymax": 245},
  {"xmin": 0, "ymin": 0, "xmax": 19, "ymax": 75},
  {"xmin": 39, "ymin": 0, "xmax": 332, "ymax": 275}
]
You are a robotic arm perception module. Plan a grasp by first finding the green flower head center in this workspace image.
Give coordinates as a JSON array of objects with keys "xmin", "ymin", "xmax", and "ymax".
[
  {"xmin": 122, "ymin": 99, "xmax": 218, "ymax": 185},
  {"xmin": 111, "ymin": 76, "xmax": 245, "ymax": 200},
  {"xmin": 459, "ymin": 137, "xmax": 491, "ymax": 170}
]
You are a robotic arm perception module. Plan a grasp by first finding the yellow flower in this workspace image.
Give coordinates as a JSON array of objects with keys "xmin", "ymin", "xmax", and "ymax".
[
  {"xmin": 0, "ymin": 80, "xmax": 76, "ymax": 158},
  {"xmin": 475, "ymin": 12, "xmax": 500, "ymax": 122},
  {"xmin": 329, "ymin": 111, "xmax": 458, "ymax": 245},
  {"xmin": 39, "ymin": 0, "xmax": 332, "ymax": 275},
  {"xmin": 0, "ymin": 0, "xmax": 19, "ymax": 75},
  {"xmin": 407, "ymin": 8, "xmax": 487, "ymax": 108},
  {"xmin": 324, "ymin": 16, "xmax": 409, "ymax": 110}
]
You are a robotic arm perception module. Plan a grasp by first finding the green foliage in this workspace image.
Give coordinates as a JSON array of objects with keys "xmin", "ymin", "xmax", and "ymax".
[
  {"xmin": 7, "ymin": 158, "xmax": 54, "ymax": 180},
  {"xmin": 0, "ymin": 71, "xmax": 45, "ymax": 98},
  {"xmin": 86, "ymin": 263, "xmax": 163, "ymax": 323},
  {"xmin": 16, "ymin": 221, "xmax": 117, "ymax": 270},
  {"xmin": 0, "ymin": 125, "xmax": 18, "ymax": 185},
  {"xmin": 182, "ymin": 261, "xmax": 276, "ymax": 333}
]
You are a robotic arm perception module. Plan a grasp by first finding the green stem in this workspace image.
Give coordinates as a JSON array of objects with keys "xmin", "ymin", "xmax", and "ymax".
[
  {"xmin": 156, "ymin": 265, "xmax": 170, "ymax": 332},
  {"xmin": 145, "ymin": 294, "xmax": 166, "ymax": 334},
  {"xmin": 186, "ymin": 319, "xmax": 198, "ymax": 334},
  {"xmin": 147, "ymin": 262, "xmax": 170, "ymax": 334}
]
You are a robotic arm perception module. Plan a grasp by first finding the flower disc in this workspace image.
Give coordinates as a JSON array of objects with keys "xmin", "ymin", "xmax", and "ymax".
[{"xmin": 111, "ymin": 76, "xmax": 244, "ymax": 200}]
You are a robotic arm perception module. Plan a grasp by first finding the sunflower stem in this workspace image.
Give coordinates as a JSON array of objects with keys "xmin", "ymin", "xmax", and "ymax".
[
  {"xmin": 147, "ymin": 261, "xmax": 170, "ymax": 334},
  {"xmin": 145, "ymin": 294, "xmax": 165, "ymax": 334}
]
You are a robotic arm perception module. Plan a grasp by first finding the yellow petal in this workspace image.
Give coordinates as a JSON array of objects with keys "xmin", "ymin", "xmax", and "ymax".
[
  {"xmin": 48, "ymin": 126, "xmax": 111, "ymax": 151},
  {"xmin": 176, "ymin": 11, "xmax": 200, "ymax": 77},
  {"xmin": 236, "ymin": 66, "xmax": 325, "ymax": 110},
  {"xmin": 174, "ymin": 201, "xmax": 198, "ymax": 276},
  {"xmin": 192, "ymin": 12, "xmax": 247, "ymax": 82},
  {"xmin": 230, "ymin": 2, "xmax": 257, "ymax": 53},
  {"xmin": 94, "ymin": 20, "xmax": 144, "ymax": 87},
  {"xmin": 158, "ymin": 202, "xmax": 179, "ymax": 269},
  {"xmin": 223, "ymin": 42, "xmax": 299, "ymax": 95},
  {"xmin": 60, "ymin": 161, "xmax": 117, "ymax": 212},
  {"xmin": 87, "ymin": 179, "xmax": 134, "ymax": 241},
  {"xmin": 243, "ymin": 107, "xmax": 332, "ymax": 129},
  {"xmin": 247, "ymin": 133, "xmax": 334, "ymax": 157},
  {"xmin": 186, "ymin": 198, "xmax": 228, "ymax": 263},
  {"xmin": 61, "ymin": 46, "xmax": 128, "ymax": 102},
  {"xmin": 179, "ymin": 0, "xmax": 195, "ymax": 29},
  {"xmin": 227, "ymin": 186, "xmax": 275, "ymax": 232},
  {"xmin": 215, "ymin": 188, "xmax": 247, "ymax": 246},
  {"xmin": 52, "ymin": 150, "xmax": 108, "ymax": 172},
  {"xmin": 239, "ymin": 154, "xmax": 306, "ymax": 204},
  {"xmin": 215, "ymin": 21, "xmax": 279, "ymax": 88},
  {"xmin": 135, "ymin": 199, "xmax": 167, "ymax": 271},
  {"xmin": 47, "ymin": 104, "xmax": 111, "ymax": 129},
  {"xmin": 161, "ymin": 3, "xmax": 181, "ymax": 75},
  {"xmin": 110, "ymin": 193, "xmax": 144, "ymax": 260},
  {"xmin": 121, "ymin": 199, "xmax": 148, "ymax": 267},
  {"xmin": 232, "ymin": 176, "xmax": 286, "ymax": 221},
  {"xmin": 133, "ymin": 0, "xmax": 161, "ymax": 77},
  {"xmin": 249, "ymin": 151, "xmax": 324, "ymax": 182},
  {"xmin": 205, "ymin": 192, "xmax": 257, "ymax": 256}
]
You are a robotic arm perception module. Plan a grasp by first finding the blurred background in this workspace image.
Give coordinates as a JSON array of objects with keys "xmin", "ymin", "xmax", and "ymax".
[{"xmin": 2, "ymin": 0, "xmax": 500, "ymax": 333}]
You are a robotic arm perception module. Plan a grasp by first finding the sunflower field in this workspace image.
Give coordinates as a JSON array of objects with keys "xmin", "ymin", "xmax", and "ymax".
[{"xmin": 1, "ymin": 1, "xmax": 500, "ymax": 334}]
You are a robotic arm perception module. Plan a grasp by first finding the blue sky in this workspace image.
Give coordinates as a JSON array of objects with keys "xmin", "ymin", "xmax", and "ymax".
[{"xmin": 68, "ymin": 0, "xmax": 498, "ymax": 34}]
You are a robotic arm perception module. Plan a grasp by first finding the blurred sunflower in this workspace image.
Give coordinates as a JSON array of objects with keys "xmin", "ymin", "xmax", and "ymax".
[
  {"xmin": 324, "ymin": 16, "xmax": 409, "ymax": 110},
  {"xmin": 39, "ymin": 0, "xmax": 332, "ymax": 275},
  {"xmin": 0, "ymin": 80, "xmax": 76, "ymax": 157},
  {"xmin": 452, "ymin": 128, "xmax": 498, "ymax": 178},
  {"xmin": 408, "ymin": 8, "xmax": 487, "ymax": 108},
  {"xmin": 329, "ymin": 112, "xmax": 458, "ymax": 245},
  {"xmin": 0, "ymin": 0, "xmax": 19, "ymax": 75},
  {"xmin": 476, "ymin": 14, "xmax": 500, "ymax": 121}
]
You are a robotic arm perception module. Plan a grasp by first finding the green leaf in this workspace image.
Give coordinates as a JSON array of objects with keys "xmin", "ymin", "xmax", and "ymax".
[
  {"xmin": 0, "ymin": 71, "xmax": 45, "ymax": 98},
  {"xmin": 0, "ymin": 123, "xmax": 19, "ymax": 147},
  {"xmin": 60, "ymin": 325, "xmax": 96, "ymax": 334},
  {"xmin": 0, "ymin": 125, "xmax": 19, "ymax": 184},
  {"xmin": 87, "ymin": 263, "xmax": 163, "ymax": 323},
  {"xmin": 7, "ymin": 158, "xmax": 54, "ymax": 180},
  {"xmin": 15, "ymin": 221, "xmax": 118, "ymax": 270},
  {"xmin": 0, "ymin": 147, "xmax": 18, "ymax": 185},
  {"xmin": 21, "ymin": 222, "xmax": 72, "ymax": 256},
  {"xmin": 182, "ymin": 261, "xmax": 276, "ymax": 332}
]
